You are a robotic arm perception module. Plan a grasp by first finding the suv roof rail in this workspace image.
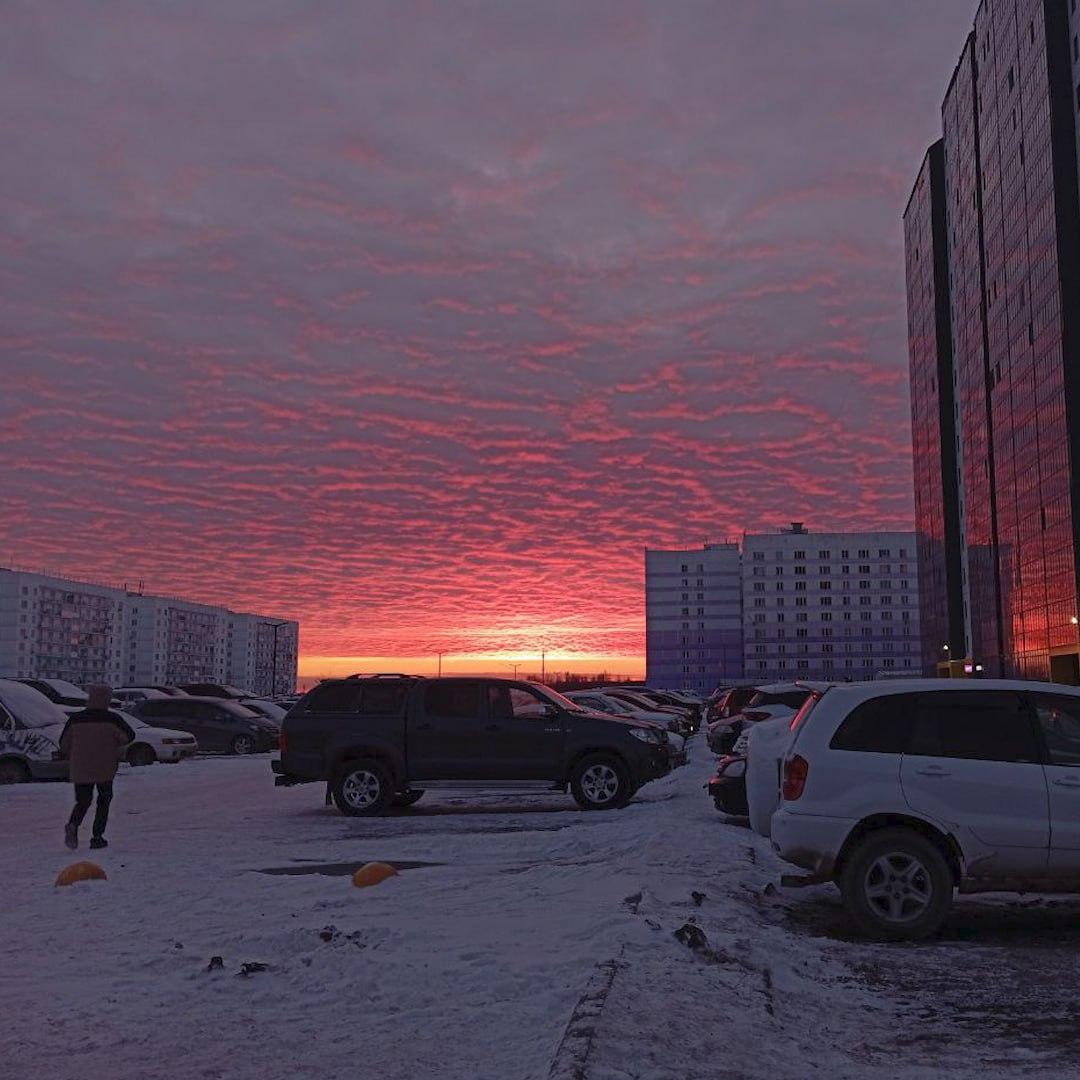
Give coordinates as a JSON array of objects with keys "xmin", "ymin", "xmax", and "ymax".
[{"xmin": 344, "ymin": 673, "xmax": 423, "ymax": 680}]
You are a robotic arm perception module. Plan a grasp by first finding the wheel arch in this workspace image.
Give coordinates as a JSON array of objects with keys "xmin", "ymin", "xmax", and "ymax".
[
  {"xmin": 564, "ymin": 746, "xmax": 633, "ymax": 783},
  {"xmin": 0, "ymin": 754, "xmax": 33, "ymax": 781},
  {"xmin": 332, "ymin": 747, "xmax": 404, "ymax": 789},
  {"xmin": 835, "ymin": 814, "xmax": 963, "ymax": 886}
]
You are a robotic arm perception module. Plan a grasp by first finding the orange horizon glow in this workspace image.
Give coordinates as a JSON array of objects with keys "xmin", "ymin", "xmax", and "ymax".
[{"xmin": 298, "ymin": 652, "xmax": 647, "ymax": 686}]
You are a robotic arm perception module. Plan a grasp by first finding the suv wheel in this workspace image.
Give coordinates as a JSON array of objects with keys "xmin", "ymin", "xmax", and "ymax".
[
  {"xmin": 333, "ymin": 760, "xmax": 393, "ymax": 816},
  {"xmin": 570, "ymin": 755, "xmax": 632, "ymax": 810},
  {"xmin": 839, "ymin": 828, "xmax": 953, "ymax": 941}
]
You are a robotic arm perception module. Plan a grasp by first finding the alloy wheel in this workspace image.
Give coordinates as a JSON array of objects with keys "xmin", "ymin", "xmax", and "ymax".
[
  {"xmin": 341, "ymin": 769, "xmax": 382, "ymax": 810},
  {"xmin": 863, "ymin": 852, "xmax": 933, "ymax": 924},
  {"xmin": 581, "ymin": 764, "xmax": 619, "ymax": 805}
]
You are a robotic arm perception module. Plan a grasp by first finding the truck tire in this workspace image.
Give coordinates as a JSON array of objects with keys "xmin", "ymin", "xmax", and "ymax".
[
  {"xmin": 332, "ymin": 759, "xmax": 393, "ymax": 816},
  {"xmin": 570, "ymin": 754, "xmax": 632, "ymax": 810},
  {"xmin": 839, "ymin": 827, "xmax": 953, "ymax": 941}
]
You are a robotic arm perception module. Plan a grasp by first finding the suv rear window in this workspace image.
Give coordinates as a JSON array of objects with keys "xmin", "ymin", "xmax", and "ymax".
[
  {"xmin": 830, "ymin": 693, "xmax": 917, "ymax": 753},
  {"xmin": 302, "ymin": 681, "xmax": 408, "ymax": 715},
  {"xmin": 909, "ymin": 691, "xmax": 1039, "ymax": 763}
]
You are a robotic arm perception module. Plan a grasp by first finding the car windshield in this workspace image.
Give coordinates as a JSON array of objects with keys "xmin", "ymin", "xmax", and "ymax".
[
  {"xmin": 225, "ymin": 703, "xmax": 263, "ymax": 719},
  {"xmin": 597, "ymin": 695, "xmax": 634, "ymax": 714},
  {"xmin": 530, "ymin": 684, "xmax": 587, "ymax": 713},
  {"xmin": 117, "ymin": 710, "xmax": 146, "ymax": 730}
]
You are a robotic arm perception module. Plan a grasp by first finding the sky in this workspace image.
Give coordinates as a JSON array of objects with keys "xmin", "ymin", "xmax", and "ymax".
[{"xmin": 1, "ymin": 1, "xmax": 976, "ymax": 679}]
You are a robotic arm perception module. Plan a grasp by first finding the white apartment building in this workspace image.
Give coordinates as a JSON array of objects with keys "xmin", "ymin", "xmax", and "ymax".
[
  {"xmin": 742, "ymin": 524, "xmax": 921, "ymax": 682},
  {"xmin": 645, "ymin": 542, "xmax": 744, "ymax": 694},
  {"xmin": 0, "ymin": 567, "xmax": 299, "ymax": 696}
]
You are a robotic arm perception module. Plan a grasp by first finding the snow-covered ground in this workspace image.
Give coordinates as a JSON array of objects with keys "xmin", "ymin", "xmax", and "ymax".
[{"xmin": 4, "ymin": 742, "xmax": 1080, "ymax": 1080}]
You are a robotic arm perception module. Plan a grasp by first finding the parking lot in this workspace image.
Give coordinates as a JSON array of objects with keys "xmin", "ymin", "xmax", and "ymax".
[{"xmin": 3, "ymin": 743, "xmax": 1080, "ymax": 1080}]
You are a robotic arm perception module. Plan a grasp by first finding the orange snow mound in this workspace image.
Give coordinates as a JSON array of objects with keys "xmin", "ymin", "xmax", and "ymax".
[
  {"xmin": 352, "ymin": 862, "xmax": 398, "ymax": 889},
  {"xmin": 55, "ymin": 861, "xmax": 108, "ymax": 887}
]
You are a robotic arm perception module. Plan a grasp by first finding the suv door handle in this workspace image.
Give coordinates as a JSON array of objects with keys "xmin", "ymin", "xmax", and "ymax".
[
  {"xmin": 914, "ymin": 766, "xmax": 951, "ymax": 778},
  {"xmin": 1053, "ymin": 776, "xmax": 1080, "ymax": 788}
]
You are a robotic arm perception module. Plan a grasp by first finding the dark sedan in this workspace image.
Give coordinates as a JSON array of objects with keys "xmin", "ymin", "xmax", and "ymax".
[{"xmin": 130, "ymin": 696, "xmax": 279, "ymax": 755}]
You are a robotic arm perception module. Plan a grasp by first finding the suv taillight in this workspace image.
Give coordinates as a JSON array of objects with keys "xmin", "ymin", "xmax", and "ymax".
[{"xmin": 782, "ymin": 755, "xmax": 809, "ymax": 801}]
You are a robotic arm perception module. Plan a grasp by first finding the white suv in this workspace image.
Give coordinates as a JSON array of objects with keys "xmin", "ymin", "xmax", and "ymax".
[{"xmin": 771, "ymin": 679, "xmax": 1080, "ymax": 940}]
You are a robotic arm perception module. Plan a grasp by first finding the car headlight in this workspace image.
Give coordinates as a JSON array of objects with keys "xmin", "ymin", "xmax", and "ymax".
[{"xmin": 629, "ymin": 727, "xmax": 661, "ymax": 744}]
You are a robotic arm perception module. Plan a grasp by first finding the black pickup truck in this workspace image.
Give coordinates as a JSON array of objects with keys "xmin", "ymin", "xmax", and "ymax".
[{"xmin": 272, "ymin": 675, "xmax": 673, "ymax": 815}]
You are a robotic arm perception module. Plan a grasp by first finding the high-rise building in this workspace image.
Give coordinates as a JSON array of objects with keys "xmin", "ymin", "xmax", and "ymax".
[
  {"xmin": 742, "ymin": 524, "xmax": 921, "ymax": 683},
  {"xmin": 644, "ymin": 543, "xmax": 744, "ymax": 693},
  {"xmin": 0, "ymin": 567, "xmax": 299, "ymax": 695},
  {"xmin": 906, "ymin": 0, "xmax": 1080, "ymax": 682},
  {"xmin": 904, "ymin": 141, "xmax": 966, "ymax": 674}
]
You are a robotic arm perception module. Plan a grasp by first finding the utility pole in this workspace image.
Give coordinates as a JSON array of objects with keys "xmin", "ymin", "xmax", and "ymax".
[
  {"xmin": 541, "ymin": 649, "xmax": 546, "ymax": 684},
  {"xmin": 437, "ymin": 652, "xmax": 444, "ymax": 677}
]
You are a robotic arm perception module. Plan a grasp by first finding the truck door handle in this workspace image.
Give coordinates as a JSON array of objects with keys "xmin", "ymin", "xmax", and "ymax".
[
  {"xmin": 1053, "ymin": 776, "xmax": 1080, "ymax": 788},
  {"xmin": 914, "ymin": 766, "xmax": 951, "ymax": 778}
]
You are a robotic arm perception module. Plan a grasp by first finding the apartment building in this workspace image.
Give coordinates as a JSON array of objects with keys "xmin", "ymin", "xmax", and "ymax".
[{"xmin": 0, "ymin": 567, "xmax": 299, "ymax": 695}]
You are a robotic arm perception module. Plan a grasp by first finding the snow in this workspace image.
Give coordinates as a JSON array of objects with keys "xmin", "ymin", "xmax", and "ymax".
[{"xmin": 3, "ymin": 743, "xmax": 1079, "ymax": 1079}]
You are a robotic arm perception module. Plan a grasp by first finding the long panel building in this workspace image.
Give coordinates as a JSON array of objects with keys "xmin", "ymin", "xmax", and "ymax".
[
  {"xmin": 906, "ymin": 0, "xmax": 1080, "ymax": 681},
  {"xmin": 0, "ymin": 567, "xmax": 299, "ymax": 696}
]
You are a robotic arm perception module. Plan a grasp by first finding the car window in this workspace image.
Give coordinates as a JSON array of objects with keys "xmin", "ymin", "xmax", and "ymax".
[
  {"xmin": 424, "ymin": 681, "xmax": 482, "ymax": 720},
  {"xmin": 909, "ymin": 691, "xmax": 1039, "ymax": 763},
  {"xmin": 488, "ymin": 685, "xmax": 550, "ymax": 720},
  {"xmin": 0, "ymin": 704, "xmax": 14, "ymax": 733},
  {"xmin": 302, "ymin": 683, "xmax": 365, "ymax": 713},
  {"xmin": 830, "ymin": 694, "xmax": 917, "ymax": 753},
  {"xmin": 1029, "ymin": 693, "xmax": 1080, "ymax": 767},
  {"xmin": 138, "ymin": 699, "xmax": 168, "ymax": 717},
  {"xmin": 359, "ymin": 682, "xmax": 409, "ymax": 715}
]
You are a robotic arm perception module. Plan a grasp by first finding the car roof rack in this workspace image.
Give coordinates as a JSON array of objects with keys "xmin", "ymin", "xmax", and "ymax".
[{"xmin": 344, "ymin": 673, "xmax": 423, "ymax": 680}]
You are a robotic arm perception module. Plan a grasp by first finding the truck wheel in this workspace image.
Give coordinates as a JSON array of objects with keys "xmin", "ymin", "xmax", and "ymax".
[
  {"xmin": 127, "ymin": 744, "xmax": 157, "ymax": 767},
  {"xmin": 839, "ymin": 828, "xmax": 953, "ymax": 941},
  {"xmin": 570, "ymin": 755, "xmax": 632, "ymax": 810},
  {"xmin": 392, "ymin": 791, "xmax": 424, "ymax": 808},
  {"xmin": 0, "ymin": 759, "xmax": 30, "ymax": 784},
  {"xmin": 333, "ymin": 760, "xmax": 393, "ymax": 816}
]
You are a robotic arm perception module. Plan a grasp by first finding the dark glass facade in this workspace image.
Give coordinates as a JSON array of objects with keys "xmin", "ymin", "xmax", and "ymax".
[
  {"xmin": 907, "ymin": 0, "xmax": 1080, "ymax": 682},
  {"xmin": 905, "ymin": 142, "xmax": 965, "ymax": 674}
]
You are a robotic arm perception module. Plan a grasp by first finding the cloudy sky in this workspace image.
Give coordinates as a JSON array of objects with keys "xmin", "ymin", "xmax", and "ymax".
[{"xmin": 1, "ymin": 1, "xmax": 974, "ymax": 677}]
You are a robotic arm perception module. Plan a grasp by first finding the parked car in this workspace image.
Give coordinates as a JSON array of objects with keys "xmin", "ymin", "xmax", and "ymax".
[
  {"xmin": 11, "ymin": 677, "xmax": 90, "ymax": 714},
  {"xmin": 178, "ymin": 683, "xmax": 251, "ymax": 700},
  {"xmin": 566, "ymin": 691, "xmax": 683, "ymax": 732},
  {"xmin": 772, "ymin": 679, "xmax": 1080, "ymax": 940},
  {"xmin": 707, "ymin": 754, "xmax": 748, "ymax": 816},
  {"xmin": 707, "ymin": 686, "xmax": 757, "ymax": 724},
  {"xmin": 0, "ymin": 679, "xmax": 68, "ymax": 782},
  {"xmin": 114, "ymin": 687, "xmax": 171, "ymax": 705},
  {"xmin": 603, "ymin": 689, "xmax": 692, "ymax": 734},
  {"xmin": 707, "ymin": 682, "xmax": 826, "ymax": 755},
  {"xmin": 112, "ymin": 710, "xmax": 199, "ymax": 765},
  {"xmin": 130, "ymin": 696, "xmax": 279, "ymax": 754},
  {"xmin": 564, "ymin": 692, "xmax": 687, "ymax": 767},
  {"xmin": 273, "ymin": 675, "xmax": 672, "ymax": 815},
  {"xmin": 239, "ymin": 698, "xmax": 288, "ymax": 724}
]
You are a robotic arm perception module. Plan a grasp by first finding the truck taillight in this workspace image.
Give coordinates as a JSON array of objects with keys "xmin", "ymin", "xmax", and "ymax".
[{"xmin": 782, "ymin": 755, "xmax": 809, "ymax": 801}]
